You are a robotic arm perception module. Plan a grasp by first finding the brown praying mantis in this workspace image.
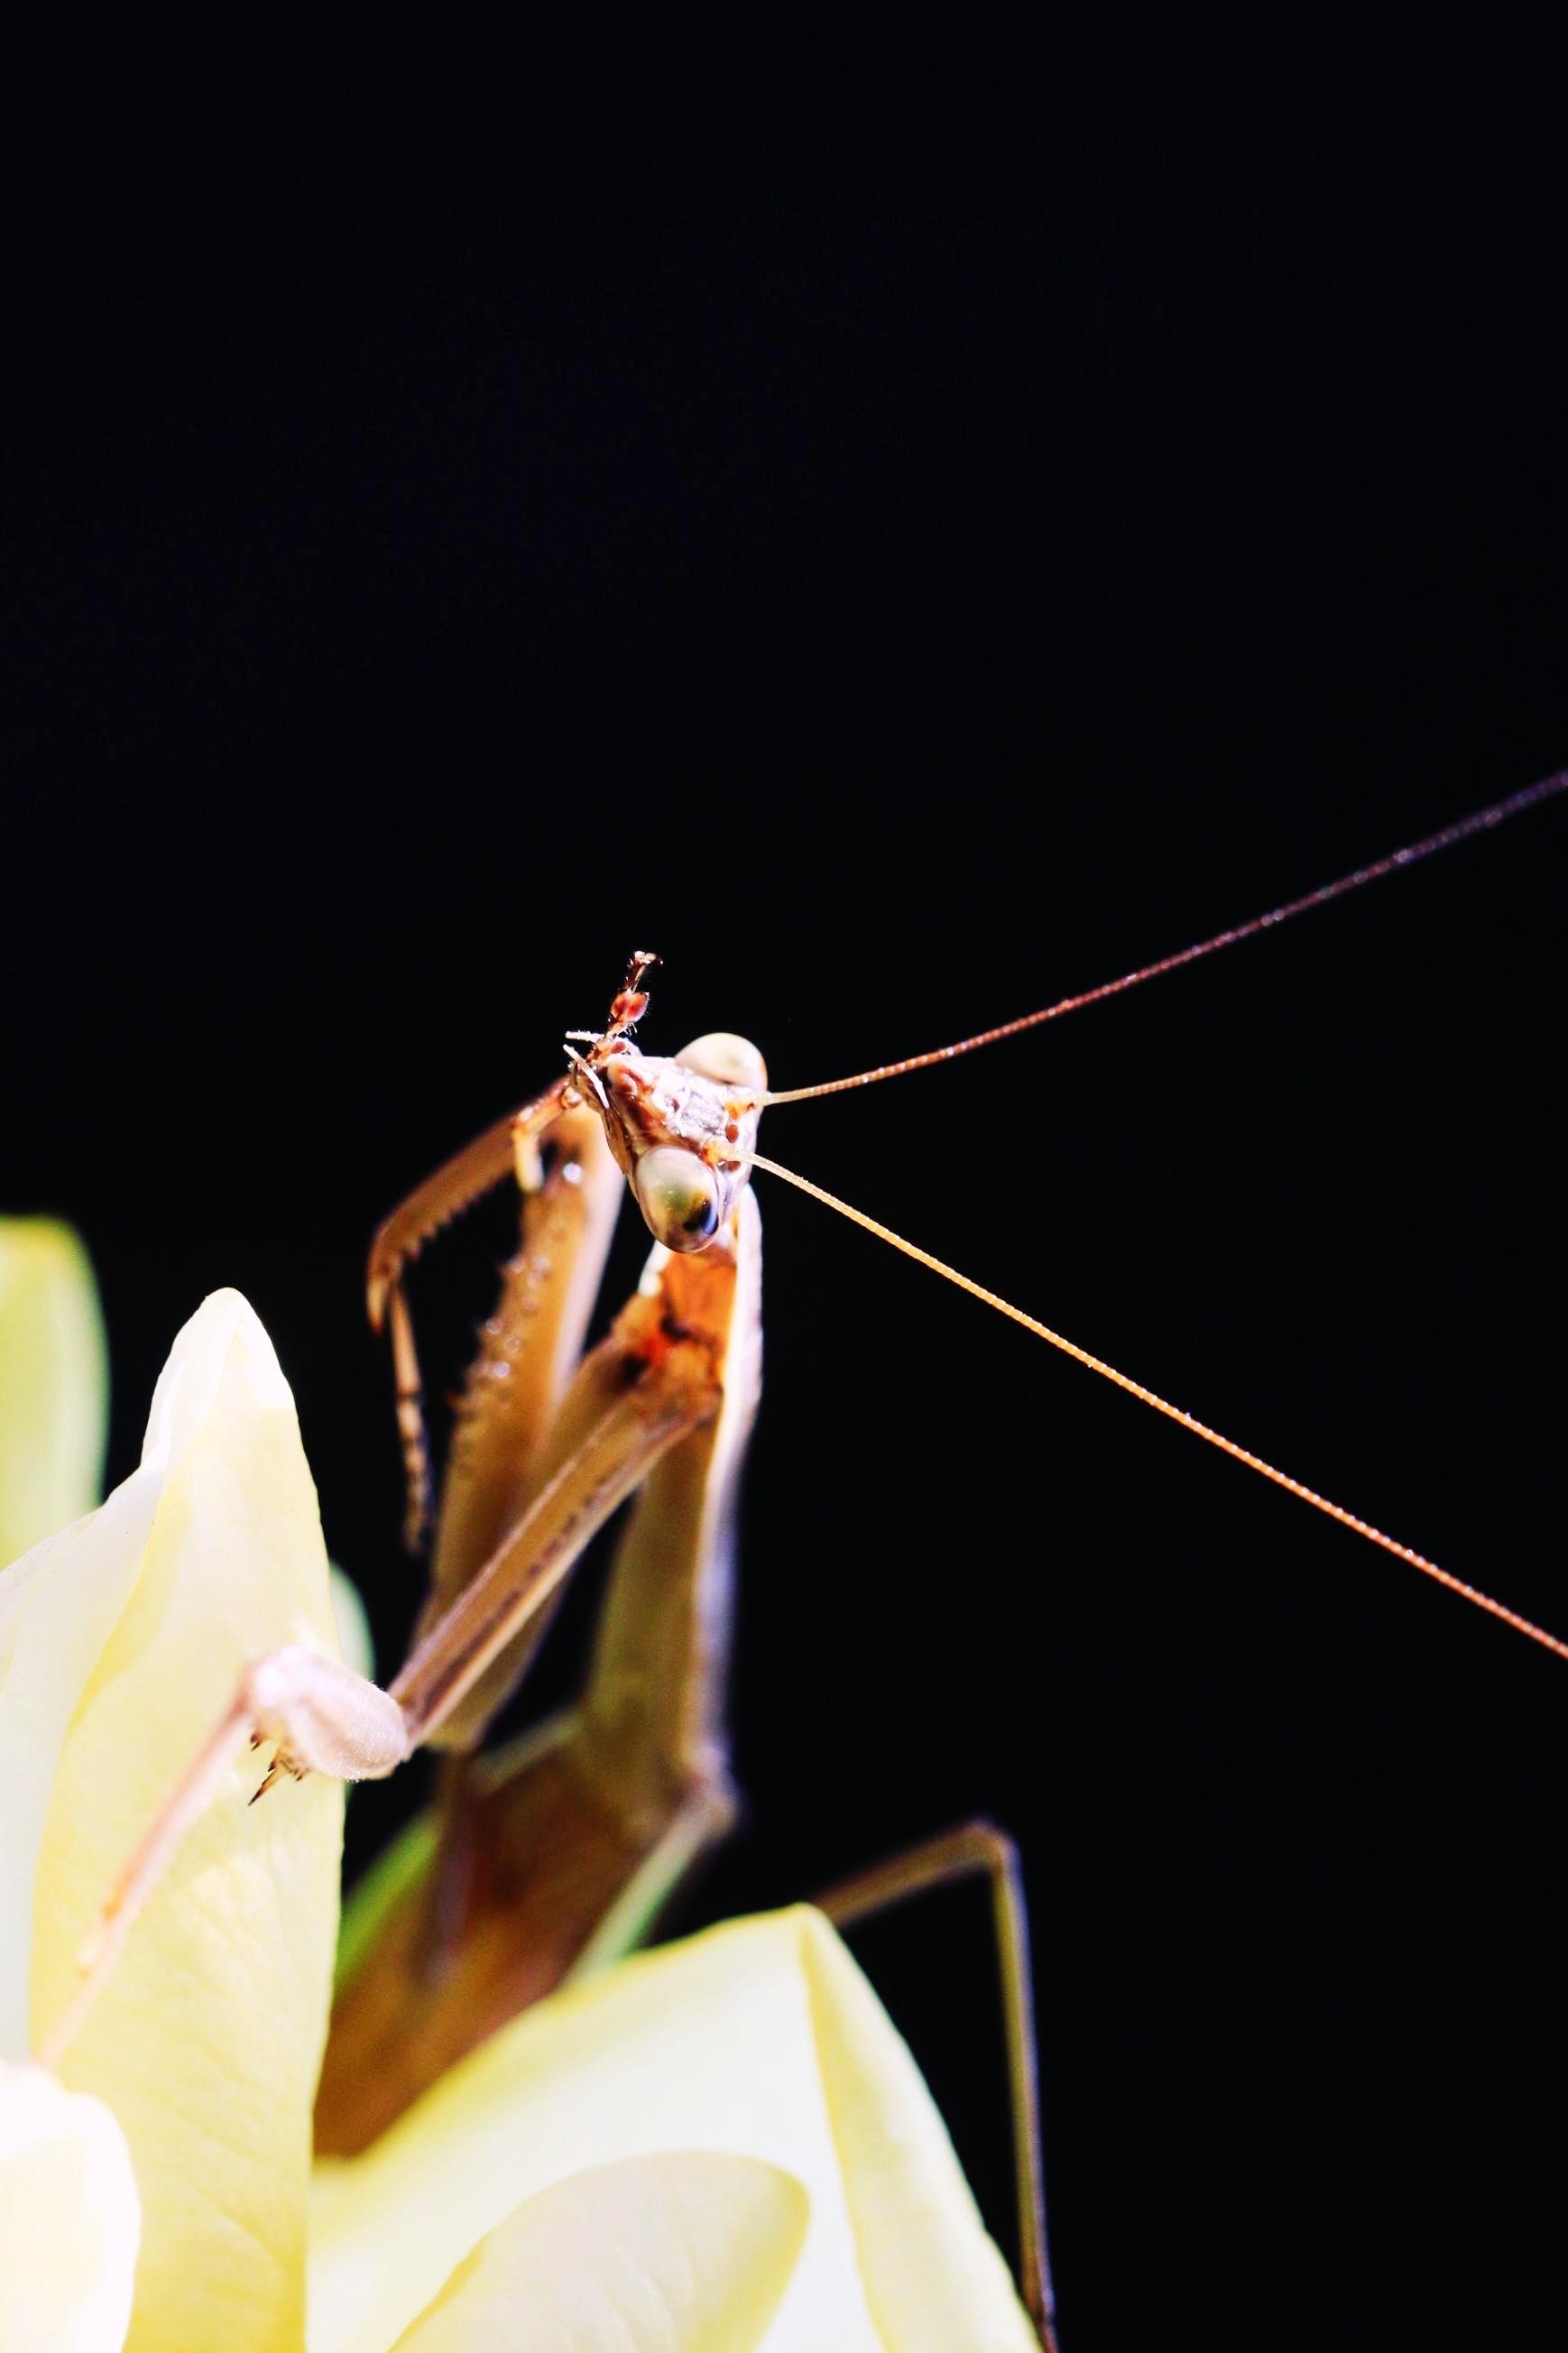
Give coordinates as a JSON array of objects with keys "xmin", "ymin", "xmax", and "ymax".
[{"xmin": 42, "ymin": 770, "xmax": 1568, "ymax": 2350}]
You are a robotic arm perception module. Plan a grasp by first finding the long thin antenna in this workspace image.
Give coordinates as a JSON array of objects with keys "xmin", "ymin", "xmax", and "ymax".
[
  {"xmin": 762, "ymin": 771, "xmax": 1568, "ymax": 1104},
  {"xmin": 748, "ymin": 1149, "xmax": 1568, "ymax": 1667}
]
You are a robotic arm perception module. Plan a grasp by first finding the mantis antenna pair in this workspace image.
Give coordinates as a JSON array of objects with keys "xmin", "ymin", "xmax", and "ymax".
[{"xmin": 41, "ymin": 769, "xmax": 1568, "ymax": 2350}]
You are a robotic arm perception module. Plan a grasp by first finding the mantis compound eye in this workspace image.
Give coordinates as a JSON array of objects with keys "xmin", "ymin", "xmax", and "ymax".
[{"xmin": 633, "ymin": 1146, "xmax": 723, "ymax": 1251}]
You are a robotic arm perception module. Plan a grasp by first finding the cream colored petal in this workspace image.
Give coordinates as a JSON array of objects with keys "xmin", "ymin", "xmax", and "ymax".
[
  {"xmin": 309, "ymin": 1906, "xmax": 1033, "ymax": 2353},
  {"xmin": 0, "ymin": 2061, "xmax": 140, "ymax": 2353},
  {"xmin": 388, "ymin": 2153, "xmax": 807, "ymax": 2353},
  {"xmin": 0, "ymin": 1218, "xmax": 107, "ymax": 1567},
  {"xmin": 8, "ymin": 1290, "xmax": 344, "ymax": 2353}
]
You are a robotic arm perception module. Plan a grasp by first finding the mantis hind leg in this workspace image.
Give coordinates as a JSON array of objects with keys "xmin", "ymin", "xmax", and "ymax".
[{"xmin": 816, "ymin": 1821, "xmax": 1058, "ymax": 2351}]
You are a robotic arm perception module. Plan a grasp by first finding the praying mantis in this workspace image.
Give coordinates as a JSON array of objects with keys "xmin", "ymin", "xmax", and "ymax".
[{"xmin": 45, "ymin": 771, "xmax": 1568, "ymax": 2348}]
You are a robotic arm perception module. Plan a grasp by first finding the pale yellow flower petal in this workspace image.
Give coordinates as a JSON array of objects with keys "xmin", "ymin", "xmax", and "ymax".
[
  {"xmin": 6, "ymin": 1290, "xmax": 343, "ymax": 2353},
  {"xmin": 309, "ymin": 1906, "xmax": 1033, "ymax": 2353},
  {"xmin": 0, "ymin": 2060, "xmax": 140, "ymax": 2353},
  {"xmin": 0, "ymin": 1217, "xmax": 107, "ymax": 1566},
  {"xmin": 388, "ymin": 2153, "xmax": 807, "ymax": 2353}
]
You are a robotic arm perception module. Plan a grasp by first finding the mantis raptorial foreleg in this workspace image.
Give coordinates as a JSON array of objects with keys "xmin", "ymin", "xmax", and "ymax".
[
  {"xmin": 374, "ymin": 1098, "xmax": 626, "ymax": 1975},
  {"xmin": 412, "ymin": 1103, "xmax": 621, "ymax": 1724},
  {"xmin": 368, "ymin": 1081, "xmax": 571, "ymax": 1550}
]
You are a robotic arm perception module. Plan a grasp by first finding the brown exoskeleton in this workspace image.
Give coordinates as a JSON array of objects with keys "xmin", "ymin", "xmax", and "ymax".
[{"xmin": 45, "ymin": 771, "xmax": 1568, "ymax": 2351}]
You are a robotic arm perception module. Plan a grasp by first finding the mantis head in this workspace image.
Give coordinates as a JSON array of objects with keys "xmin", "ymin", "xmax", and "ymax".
[{"xmin": 564, "ymin": 955, "xmax": 767, "ymax": 1253}]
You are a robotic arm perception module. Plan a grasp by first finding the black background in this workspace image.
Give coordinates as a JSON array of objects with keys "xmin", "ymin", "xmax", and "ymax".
[{"xmin": 5, "ymin": 17, "xmax": 1565, "ymax": 2348}]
